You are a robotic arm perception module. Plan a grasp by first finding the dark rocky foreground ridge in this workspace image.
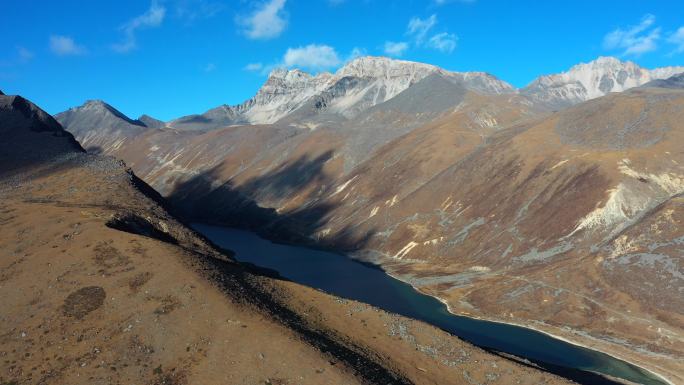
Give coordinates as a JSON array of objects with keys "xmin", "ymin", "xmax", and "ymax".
[{"xmin": 0, "ymin": 94, "xmax": 584, "ymax": 384}]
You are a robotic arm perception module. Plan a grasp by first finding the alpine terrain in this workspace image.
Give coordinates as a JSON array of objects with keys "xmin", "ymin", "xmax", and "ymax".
[
  {"xmin": 0, "ymin": 94, "xmax": 580, "ymax": 384},
  {"xmin": 57, "ymin": 56, "xmax": 684, "ymax": 384}
]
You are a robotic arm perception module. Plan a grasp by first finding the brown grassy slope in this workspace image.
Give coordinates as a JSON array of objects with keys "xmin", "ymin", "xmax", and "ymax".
[{"xmin": 0, "ymin": 95, "xmax": 575, "ymax": 384}]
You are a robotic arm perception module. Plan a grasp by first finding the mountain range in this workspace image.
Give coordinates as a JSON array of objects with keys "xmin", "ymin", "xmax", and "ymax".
[
  {"xmin": 55, "ymin": 55, "xmax": 684, "ymax": 384},
  {"xmin": 141, "ymin": 56, "xmax": 684, "ymax": 130}
]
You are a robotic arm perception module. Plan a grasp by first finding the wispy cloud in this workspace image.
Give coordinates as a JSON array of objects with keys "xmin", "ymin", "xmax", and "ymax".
[
  {"xmin": 383, "ymin": 41, "xmax": 409, "ymax": 57},
  {"xmin": 0, "ymin": 47, "xmax": 35, "ymax": 68},
  {"xmin": 17, "ymin": 47, "xmax": 34, "ymax": 62},
  {"xmin": 407, "ymin": 14, "xmax": 437, "ymax": 44},
  {"xmin": 398, "ymin": 14, "xmax": 458, "ymax": 55},
  {"xmin": 603, "ymin": 14, "xmax": 660, "ymax": 56},
  {"xmin": 238, "ymin": 0, "xmax": 288, "ymax": 40},
  {"xmin": 204, "ymin": 63, "xmax": 217, "ymax": 72},
  {"xmin": 112, "ymin": 1, "xmax": 166, "ymax": 53},
  {"xmin": 244, "ymin": 62, "xmax": 264, "ymax": 72},
  {"xmin": 428, "ymin": 32, "xmax": 457, "ymax": 53},
  {"xmin": 667, "ymin": 26, "xmax": 684, "ymax": 54},
  {"xmin": 251, "ymin": 44, "xmax": 363, "ymax": 75},
  {"xmin": 49, "ymin": 35, "xmax": 86, "ymax": 56}
]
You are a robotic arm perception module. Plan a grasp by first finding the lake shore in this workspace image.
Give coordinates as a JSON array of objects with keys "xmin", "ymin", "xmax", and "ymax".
[
  {"xmin": 195, "ymin": 224, "xmax": 677, "ymax": 385},
  {"xmin": 384, "ymin": 269, "xmax": 677, "ymax": 385}
]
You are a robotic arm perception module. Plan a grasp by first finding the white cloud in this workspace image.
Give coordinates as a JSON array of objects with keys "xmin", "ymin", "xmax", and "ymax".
[
  {"xmin": 603, "ymin": 14, "xmax": 660, "ymax": 56},
  {"xmin": 428, "ymin": 32, "xmax": 457, "ymax": 53},
  {"xmin": 49, "ymin": 35, "xmax": 86, "ymax": 56},
  {"xmin": 667, "ymin": 26, "xmax": 684, "ymax": 54},
  {"xmin": 244, "ymin": 62, "xmax": 264, "ymax": 71},
  {"xmin": 204, "ymin": 63, "xmax": 217, "ymax": 72},
  {"xmin": 407, "ymin": 14, "xmax": 437, "ymax": 44},
  {"xmin": 282, "ymin": 44, "xmax": 341, "ymax": 71},
  {"xmin": 112, "ymin": 1, "xmax": 166, "ymax": 53},
  {"xmin": 383, "ymin": 41, "xmax": 409, "ymax": 57},
  {"xmin": 239, "ymin": 0, "xmax": 288, "ymax": 40},
  {"xmin": 252, "ymin": 45, "xmax": 359, "ymax": 76}
]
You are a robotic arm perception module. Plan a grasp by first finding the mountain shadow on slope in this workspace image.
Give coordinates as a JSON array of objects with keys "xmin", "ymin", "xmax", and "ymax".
[
  {"xmin": 0, "ymin": 94, "xmax": 84, "ymax": 174},
  {"xmin": 167, "ymin": 152, "xmax": 375, "ymax": 252}
]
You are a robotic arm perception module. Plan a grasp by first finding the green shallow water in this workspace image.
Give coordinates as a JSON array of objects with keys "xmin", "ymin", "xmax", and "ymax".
[{"xmin": 194, "ymin": 224, "xmax": 667, "ymax": 385}]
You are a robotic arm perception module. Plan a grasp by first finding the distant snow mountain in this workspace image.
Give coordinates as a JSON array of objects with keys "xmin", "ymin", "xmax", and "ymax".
[
  {"xmin": 521, "ymin": 57, "xmax": 684, "ymax": 108},
  {"xmin": 168, "ymin": 56, "xmax": 514, "ymax": 130}
]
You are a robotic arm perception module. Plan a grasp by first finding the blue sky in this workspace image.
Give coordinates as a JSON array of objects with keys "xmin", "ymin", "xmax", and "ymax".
[{"xmin": 1, "ymin": 0, "xmax": 683, "ymax": 121}]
